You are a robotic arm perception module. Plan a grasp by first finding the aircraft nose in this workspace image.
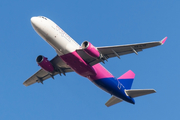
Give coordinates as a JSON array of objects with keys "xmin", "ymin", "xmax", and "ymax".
[{"xmin": 31, "ymin": 17, "xmax": 39, "ymax": 28}]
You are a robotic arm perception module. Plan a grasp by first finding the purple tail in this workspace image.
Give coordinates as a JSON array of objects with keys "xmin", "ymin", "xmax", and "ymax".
[{"xmin": 117, "ymin": 70, "xmax": 135, "ymax": 89}]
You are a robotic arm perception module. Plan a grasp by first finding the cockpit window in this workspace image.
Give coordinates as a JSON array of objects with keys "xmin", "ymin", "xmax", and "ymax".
[
  {"xmin": 42, "ymin": 16, "xmax": 47, "ymax": 20},
  {"xmin": 39, "ymin": 16, "xmax": 47, "ymax": 20}
]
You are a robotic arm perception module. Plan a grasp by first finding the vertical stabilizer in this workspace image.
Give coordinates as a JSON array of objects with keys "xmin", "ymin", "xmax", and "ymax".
[{"xmin": 118, "ymin": 70, "xmax": 135, "ymax": 89}]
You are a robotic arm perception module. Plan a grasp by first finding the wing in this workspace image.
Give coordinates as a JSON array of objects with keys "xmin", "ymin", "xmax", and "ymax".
[
  {"xmin": 76, "ymin": 37, "xmax": 167, "ymax": 66},
  {"xmin": 23, "ymin": 55, "xmax": 73, "ymax": 86}
]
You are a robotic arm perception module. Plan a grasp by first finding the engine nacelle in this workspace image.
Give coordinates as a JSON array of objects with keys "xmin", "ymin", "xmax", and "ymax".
[
  {"xmin": 81, "ymin": 41, "xmax": 100, "ymax": 58},
  {"xmin": 36, "ymin": 55, "xmax": 54, "ymax": 73}
]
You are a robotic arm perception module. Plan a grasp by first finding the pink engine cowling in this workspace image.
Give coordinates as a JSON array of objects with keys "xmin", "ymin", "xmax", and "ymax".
[
  {"xmin": 36, "ymin": 55, "xmax": 54, "ymax": 73},
  {"xmin": 81, "ymin": 41, "xmax": 100, "ymax": 58}
]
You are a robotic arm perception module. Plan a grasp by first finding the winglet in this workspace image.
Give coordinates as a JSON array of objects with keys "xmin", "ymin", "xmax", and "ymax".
[{"xmin": 161, "ymin": 36, "xmax": 167, "ymax": 44}]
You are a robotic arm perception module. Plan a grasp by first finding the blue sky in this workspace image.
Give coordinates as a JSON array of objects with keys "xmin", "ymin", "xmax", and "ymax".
[{"xmin": 0, "ymin": 0, "xmax": 179, "ymax": 119}]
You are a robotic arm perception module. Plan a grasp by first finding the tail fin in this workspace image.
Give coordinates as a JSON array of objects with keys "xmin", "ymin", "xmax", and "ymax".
[
  {"xmin": 118, "ymin": 70, "xmax": 135, "ymax": 89},
  {"xmin": 125, "ymin": 89, "xmax": 156, "ymax": 98}
]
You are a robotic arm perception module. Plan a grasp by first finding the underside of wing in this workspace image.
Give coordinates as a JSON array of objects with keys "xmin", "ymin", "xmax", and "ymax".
[
  {"xmin": 76, "ymin": 49, "xmax": 102, "ymax": 66},
  {"xmin": 77, "ymin": 37, "xmax": 167, "ymax": 66},
  {"xmin": 23, "ymin": 55, "xmax": 74, "ymax": 86}
]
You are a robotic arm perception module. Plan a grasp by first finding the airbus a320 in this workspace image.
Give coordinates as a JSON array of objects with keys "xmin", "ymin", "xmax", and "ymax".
[{"xmin": 23, "ymin": 16, "xmax": 167, "ymax": 107}]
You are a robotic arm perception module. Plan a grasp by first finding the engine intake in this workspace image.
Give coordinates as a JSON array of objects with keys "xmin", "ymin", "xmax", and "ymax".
[
  {"xmin": 81, "ymin": 41, "xmax": 100, "ymax": 58},
  {"xmin": 36, "ymin": 55, "xmax": 54, "ymax": 73}
]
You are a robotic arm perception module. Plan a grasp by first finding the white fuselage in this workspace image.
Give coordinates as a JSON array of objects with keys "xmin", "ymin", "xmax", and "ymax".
[{"xmin": 31, "ymin": 16, "xmax": 80, "ymax": 56}]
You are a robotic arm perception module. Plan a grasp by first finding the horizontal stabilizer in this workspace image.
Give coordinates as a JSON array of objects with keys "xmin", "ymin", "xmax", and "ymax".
[
  {"xmin": 125, "ymin": 89, "xmax": 156, "ymax": 98},
  {"xmin": 105, "ymin": 96, "xmax": 123, "ymax": 107}
]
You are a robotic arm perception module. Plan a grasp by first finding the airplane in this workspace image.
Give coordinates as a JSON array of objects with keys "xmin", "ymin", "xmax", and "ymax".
[{"xmin": 23, "ymin": 16, "xmax": 167, "ymax": 107}]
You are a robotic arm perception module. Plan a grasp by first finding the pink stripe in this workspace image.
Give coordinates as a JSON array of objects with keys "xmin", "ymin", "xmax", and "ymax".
[
  {"xmin": 60, "ymin": 51, "xmax": 114, "ymax": 81},
  {"xmin": 60, "ymin": 51, "xmax": 96, "ymax": 77},
  {"xmin": 89, "ymin": 63, "xmax": 114, "ymax": 81},
  {"xmin": 118, "ymin": 70, "xmax": 135, "ymax": 79}
]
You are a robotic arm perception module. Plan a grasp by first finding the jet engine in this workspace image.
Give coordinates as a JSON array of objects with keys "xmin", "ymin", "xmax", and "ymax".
[
  {"xmin": 81, "ymin": 41, "xmax": 101, "ymax": 58},
  {"xmin": 36, "ymin": 55, "xmax": 54, "ymax": 73}
]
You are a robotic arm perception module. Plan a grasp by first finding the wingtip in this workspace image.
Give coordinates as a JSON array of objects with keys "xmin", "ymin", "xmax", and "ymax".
[
  {"xmin": 153, "ymin": 89, "xmax": 156, "ymax": 93},
  {"xmin": 161, "ymin": 36, "xmax": 167, "ymax": 44},
  {"xmin": 23, "ymin": 81, "xmax": 28, "ymax": 87},
  {"xmin": 23, "ymin": 83, "xmax": 27, "ymax": 87}
]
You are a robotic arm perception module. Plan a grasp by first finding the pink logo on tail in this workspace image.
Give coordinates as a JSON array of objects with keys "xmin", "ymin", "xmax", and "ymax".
[{"xmin": 118, "ymin": 70, "xmax": 135, "ymax": 79}]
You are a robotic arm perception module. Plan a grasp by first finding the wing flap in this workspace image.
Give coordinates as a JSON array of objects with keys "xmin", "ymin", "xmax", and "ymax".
[
  {"xmin": 125, "ymin": 89, "xmax": 156, "ymax": 98},
  {"xmin": 105, "ymin": 96, "xmax": 123, "ymax": 107}
]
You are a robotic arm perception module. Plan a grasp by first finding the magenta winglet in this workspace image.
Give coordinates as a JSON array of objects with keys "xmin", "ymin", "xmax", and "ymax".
[
  {"xmin": 118, "ymin": 70, "xmax": 135, "ymax": 79},
  {"xmin": 161, "ymin": 36, "xmax": 167, "ymax": 44}
]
